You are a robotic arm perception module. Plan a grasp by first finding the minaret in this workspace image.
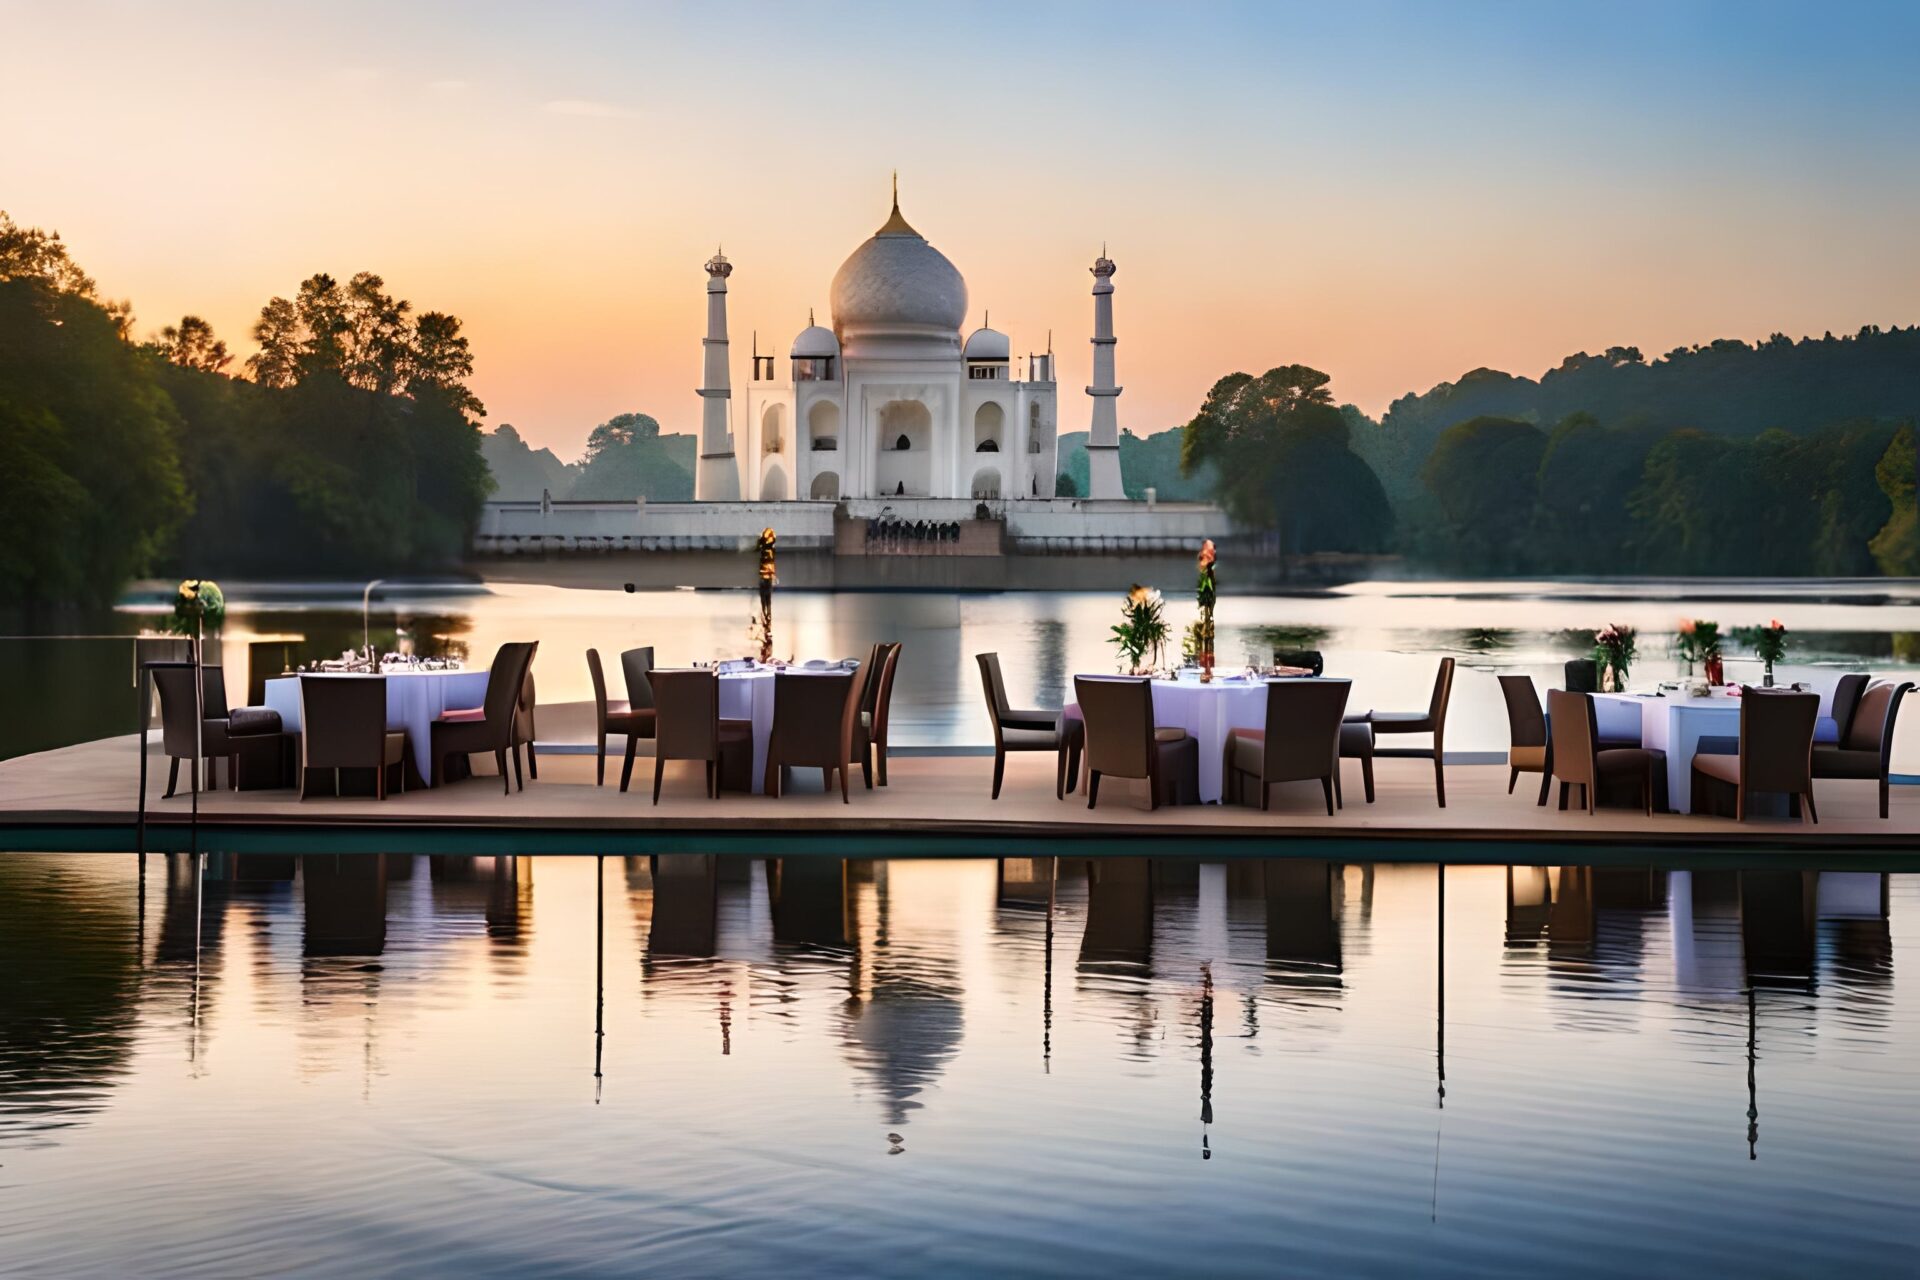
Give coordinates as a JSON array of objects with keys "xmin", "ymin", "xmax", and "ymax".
[
  {"xmin": 1084, "ymin": 247, "xmax": 1125, "ymax": 500},
  {"xmin": 695, "ymin": 248, "xmax": 740, "ymax": 501}
]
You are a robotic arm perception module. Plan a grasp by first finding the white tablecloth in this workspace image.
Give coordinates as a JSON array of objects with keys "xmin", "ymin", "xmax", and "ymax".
[
  {"xmin": 1591, "ymin": 691, "xmax": 1840, "ymax": 815},
  {"xmin": 265, "ymin": 670, "xmax": 491, "ymax": 785},
  {"xmin": 716, "ymin": 666, "xmax": 856, "ymax": 794},
  {"xmin": 1065, "ymin": 675, "xmax": 1349, "ymax": 803}
]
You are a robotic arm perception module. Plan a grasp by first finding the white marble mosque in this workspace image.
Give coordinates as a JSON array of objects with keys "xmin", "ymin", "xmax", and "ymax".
[{"xmin": 695, "ymin": 182, "xmax": 1127, "ymax": 505}]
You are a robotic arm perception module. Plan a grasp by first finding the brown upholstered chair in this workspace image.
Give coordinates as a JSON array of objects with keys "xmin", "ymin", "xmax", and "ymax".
[
  {"xmin": 1690, "ymin": 687, "xmax": 1819, "ymax": 823},
  {"xmin": 620, "ymin": 647, "xmax": 657, "ymax": 716},
  {"xmin": 1371, "ymin": 657, "xmax": 1455, "ymax": 806},
  {"xmin": 649, "ymin": 668, "xmax": 752, "ymax": 802},
  {"xmin": 856, "ymin": 642, "xmax": 903, "ymax": 786},
  {"xmin": 977, "ymin": 653, "xmax": 1080, "ymax": 799},
  {"xmin": 588, "ymin": 648, "xmax": 657, "ymax": 791},
  {"xmin": 1547, "ymin": 689, "xmax": 1660, "ymax": 816},
  {"xmin": 430, "ymin": 642, "xmax": 538, "ymax": 793},
  {"xmin": 153, "ymin": 664, "xmax": 234, "ymax": 795},
  {"xmin": 1828, "ymin": 672, "xmax": 1870, "ymax": 743},
  {"xmin": 512, "ymin": 670, "xmax": 538, "ymax": 783},
  {"xmin": 1813, "ymin": 679, "xmax": 1912, "ymax": 819},
  {"xmin": 298, "ymin": 676, "xmax": 407, "ymax": 800},
  {"xmin": 1223, "ymin": 678, "xmax": 1351, "ymax": 814},
  {"xmin": 764, "ymin": 667, "xmax": 870, "ymax": 803},
  {"xmin": 1074, "ymin": 676, "xmax": 1196, "ymax": 811},
  {"xmin": 1499, "ymin": 674, "xmax": 1552, "ymax": 805}
]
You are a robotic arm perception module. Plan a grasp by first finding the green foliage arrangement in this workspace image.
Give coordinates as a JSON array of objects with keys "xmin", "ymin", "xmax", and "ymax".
[
  {"xmin": 1110, "ymin": 585, "xmax": 1169, "ymax": 674},
  {"xmin": 166, "ymin": 579, "xmax": 225, "ymax": 636},
  {"xmin": 1591, "ymin": 624, "xmax": 1637, "ymax": 690},
  {"xmin": 1735, "ymin": 620, "xmax": 1789, "ymax": 682},
  {"xmin": 1674, "ymin": 618, "xmax": 1722, "ymax": 671}
]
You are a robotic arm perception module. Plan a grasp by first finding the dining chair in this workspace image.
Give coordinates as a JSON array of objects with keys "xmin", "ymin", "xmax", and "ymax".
[
  {"xmin": 1564, "ymin": 658, "xmax": 1599, "ymax": 694},
  {"xmin": 588, "ymin": 648, "xmax": 657, "ymax": 791},
  {"xmin": 649, "ymin": 668, "xmax": 752, "ymax": 802},
  {"xmin": 853, "ymin": 641, "xmax": 902, "ymax": 787},
  {"xmin": 1223, "ymin": 678, "xmax": 1351, "ymax": 814},
  {"xmin": 620, "ymin": 647, "xmax": 657, "ymax": 715},
  {"xmin": 1690, "ymin": 687, "xmax": 1819, "ymax": 823},
  {"xmin": 153, "ymin": 663, "xmax": 234, "ymax": 795},
  {"xmin": 512, "ymin": 669, "xmax": 538, "ymax": 783},
  {"xmin": 430, "ymin": 642, "xmax": 538, "ymax": 793},
  {"xmin": 1813, "ymin": 679, "xmax": 1912, "ymax": 819},
  {"xmin": 1826, "ymin": 673, "xmax": 1871, "ymax": 744},
  {"xmin": 1370, "ymin": 657, "xmax": 1455, "ymax": 807},
  {"xmin": 764, "ymin": 667, "xmax": 870, "ymax": 802},
  {"xmin": 1546, "ymin": 689, "xmax": 1658, "ymax": 816},
  {"xmin": 298, "ymin": 675, "xmax": 407, "ymax": 800},
  {"xmin": 1498, "ymin": 674, "xmax": 1552, "ymax": 805},
  {"xmin": 1074, "ymin": 676, "xmax": 1196, "ymax": 811},
  {"xmin": 976, "ymin": 653, "xmax": 1079, "ymax": 799}
]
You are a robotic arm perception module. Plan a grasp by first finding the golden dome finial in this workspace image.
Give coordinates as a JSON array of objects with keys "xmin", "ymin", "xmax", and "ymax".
[{"xmin": 877, "ymin": 172, "xmax": 917, "ymax": 236}]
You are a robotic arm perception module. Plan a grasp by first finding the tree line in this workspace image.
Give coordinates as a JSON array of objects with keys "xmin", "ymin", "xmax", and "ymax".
[
  {"xmin": 0, "ymin": 212, "xmax": 493, "ymax": 603},
  {"xmin": 1169, "ymin": 337, "xmax": 1917, "ymax": 577},
  {"xmin": 482, "ymin": 415, "xmax": 695, "ymax": 502}
]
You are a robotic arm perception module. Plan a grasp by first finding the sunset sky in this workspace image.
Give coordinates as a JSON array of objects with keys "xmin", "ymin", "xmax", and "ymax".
[{"xmin": 10, "ymin": 1, "xmax": 1919, "ymax": 455}]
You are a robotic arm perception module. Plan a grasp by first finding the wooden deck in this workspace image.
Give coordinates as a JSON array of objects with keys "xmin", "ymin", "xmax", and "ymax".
[{"xmin": 1, "ymin": 734, "xmax": 1915, "ymax": 858}]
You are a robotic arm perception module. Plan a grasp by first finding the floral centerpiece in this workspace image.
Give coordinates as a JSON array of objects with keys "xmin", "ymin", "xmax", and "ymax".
[
  {"xmin": 749, "ymin": 528, "xmax": 777, "ymax": 663},
  {"xmin": 1111, "ymin": 585, "xmax": 1170, "ymax": 675},
  {"xmin": 1675, "ymin": 618, "xmax": 1723, "ymax": 683},
  {"xmin": 1591, "ymin": 623, "xmax": 1637, "ymax": 692},
  {"xmin": 1193, "ymin": 540, "xmax": 1218, "ymax": 681},
  {"xmin": 1735, "ymin": 619, "xmax": 1788, "ymax": 686},
  {"xmin": 166, "ymin": 578, "xmax": 226, "ymax": 638}
]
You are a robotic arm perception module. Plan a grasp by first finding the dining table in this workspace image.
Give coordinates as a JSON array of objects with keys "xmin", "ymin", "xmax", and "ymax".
[
  {"xmin": 1590, "ymin": 688, "xmax": 1840, "ymax": 815},
  {"xmin": 264, "ymin": 668, "xmax": 490, "ymax": 787},
  {"xmin": 714, "ymin": 662, "xmax": 860, "ymax": 795},
  {"xmin": 1063, "ymin": 672, "xmax": 1352, "ymax": 804}
]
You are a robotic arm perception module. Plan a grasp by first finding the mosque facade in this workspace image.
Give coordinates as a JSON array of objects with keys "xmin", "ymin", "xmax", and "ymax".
[{"xmin": 694, "ymin": 185, "xmax": 1126, "ymax": 505}]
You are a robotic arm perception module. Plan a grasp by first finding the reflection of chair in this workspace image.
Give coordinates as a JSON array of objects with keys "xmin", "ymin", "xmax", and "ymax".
[
  {"xmin": 977, "ymin": 653, "xmax": 1079, "ymax": 799},
  {"xmin": 588, "ymin": 648, "xmax": 656, "ymax": 791},
  {"xmin": 1813, "ymin": 680, "xmax": 1910, "ymax": 819},
  {"xmin": 1499, "ymin": 674, "xmax": 1551, "ymax": 805},
  {"xmin": 298, "ymin": 676, "xmax": 406, "ymax": 800},
  {"xmin": 1548, "ymin": 689, "xmax": 1659, "ymax": 816},
  {"xmin": 1370, "ymin": 657, "xmax": 1455, "ymax": 807},
  {"xmin": 1692, "ymin": 689, "xmax": 1819, "ymax": 823},
  {"xmin": 1075, "ymin": 676, "xmax": 1197, "ymax": 810},
  {"xmin": 764, "ymin": 668, "xmax": 870, "ymax": 802},
  {"xmin": 430, "ymin": 642, "xmax": 538, "ymax": 793},
  {"xmin": 649, "ymin": 668, "xmax": 751, "ymax": 801},
  {"xmin": 1223, "ymin": 679, "xmax": 1351, "ymax": 814}
]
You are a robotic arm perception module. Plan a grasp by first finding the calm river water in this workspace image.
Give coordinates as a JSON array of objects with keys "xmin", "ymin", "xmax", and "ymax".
[
  {"xmin": 4, "ymin": 575, "xmax": 1917, "ymax": 765},
  {"xmin": 3, "ymin": 852, "xmax": 1917, "ymax": 1276}
]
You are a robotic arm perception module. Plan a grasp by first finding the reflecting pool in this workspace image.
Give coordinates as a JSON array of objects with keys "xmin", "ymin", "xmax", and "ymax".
[{"xmin": 3, "ymin": 852, "xmax": 1918, "ymax": 1275}]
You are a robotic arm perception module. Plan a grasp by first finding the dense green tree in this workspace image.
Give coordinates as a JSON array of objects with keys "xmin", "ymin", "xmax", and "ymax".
[
  {"xmin": 1531, "ymin": 412, "xmax": 1663, "ymax": 570},
  {"xmin": 1057, "ymin": 428, "xmax": 1214, "ymax": 503},
  {"xmin": 1181, "ymin": 366, "xmax": 1393, "ymax": 552},
  {"xmin": 1869, "ymin": 425, "xmax": 1916, "ymax": 576},
  {"xmin": 482, "ymin": 424, "xmax": 578, "ymax": 499},
  {"xmin": 147, "ymin": 315, "xmax": 231, "ymax": 373},
  {"xmin": 1420, "ymin": 416, "xmax": 1546, "ymax": 570},
  {"xmin": 570, "ymin": 412, "xmax": 694, "ymax": 500}
]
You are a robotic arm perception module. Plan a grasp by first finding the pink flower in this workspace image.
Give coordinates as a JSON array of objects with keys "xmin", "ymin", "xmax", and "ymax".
[
  {"xmin": 1679, "ymin": 618, "xmax": 1696, "ymax": 634},
  {"xmin": 1197, "ymin": 539, "xmax": 1216, "ymax": 568},
  {"xmin": 1768, "ymin": 618, "xmax": 1784, "ymax": 632}
]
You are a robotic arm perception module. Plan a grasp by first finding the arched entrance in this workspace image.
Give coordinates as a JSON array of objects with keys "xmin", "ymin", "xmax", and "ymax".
[
  {"xmin": 874, "ymin": 400, "xmax": 933, "ymax": 497},
  {"xmin": 969, "ymin": 467, "xmax": 1002, "ymax": 499},
  {"xmin": 974, "ymin": 401, "xmax": 1004, "ymax": 452},
  {"xmin": 809, "ymin": 470, "xmax": 839, "ymax": 500},
  {"xmin": 806, "ymin": 400, "xmax": 840, "ymax": 453},
  {"xmin": 761, "ymin": 462, "xmax": 789, "ymax": 501}
]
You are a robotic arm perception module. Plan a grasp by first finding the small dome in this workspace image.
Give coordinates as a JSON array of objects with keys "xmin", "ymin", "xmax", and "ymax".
[
  {"xmin": 831, "ymin": 193, "xmax": 967, "ymax": 336},
  {"xmin": 791, "ymin": 323, "xmax": 839, "ymax": 359},
  {"xmin": 963, "ymin": 326, "xmax": 1009, "ymax": 361}
]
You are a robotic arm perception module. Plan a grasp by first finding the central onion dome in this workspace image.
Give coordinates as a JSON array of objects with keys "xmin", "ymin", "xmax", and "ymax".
[{"xmin": 830, "ymin": 187, "xmax": 967, "ymax": 345}]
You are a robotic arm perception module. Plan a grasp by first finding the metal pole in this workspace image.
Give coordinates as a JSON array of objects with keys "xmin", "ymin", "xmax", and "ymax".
[
  {"xmin": 191, "ymin": 620, "xmax": 202, "ymax": 857},
  {"xmin": 136, "ymin": 663, "xmax": 151, "ymax": 854}
]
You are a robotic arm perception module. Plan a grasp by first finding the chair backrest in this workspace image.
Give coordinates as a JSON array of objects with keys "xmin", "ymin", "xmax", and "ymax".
[
  {"xmin": 868, "ymin": 642, "xmax": 902, "ymax": 737},
  {"xmin": 1564, "ymin": 658, "xmax": 1598, "ymax": 694},
  {"xmin": 1546, "ymin": 689, "xmax": 1598, "ymax": 789},
  {"xmin": 1831, "ymin": 673, "xmax": 1871, "ymax": 744},
  {"xmin": 1075, "ymin": 676, "xmax": 1155, "ymax": 781},
  {"xmin": 1498, "ymin": 674, "xmax": 1546, "ymax": 749},
  {"xmin": 977, "ymin": 652, "xmax": 1013, "ymax": 722},
  {"xmin": 1255, "ymin": 679, "xmax": 1351, "ymax": 781},
  {"xmin": 478, "ymin": 643, "xmax": 537, "ymax": 745},
  {"xmin": 1428, "ymin": 656, "xmax": 1456, "ymax": 728},
  {"xmin": 860, "ymin": 642, "xmax": 888, "ymax": 713},
  {"xmin": 621, "ymin": 647, "xmax": 656, "ymax": 710},
  {"xmin": 515, "ymin": 670, "xmax": 536, "ymax": 736},
  {"xmin": 651, "ymin": 668, "xmax": 719, "ymax": 761},
  {"xmin": 587, "ymin": 648, "xmax": 612, "ymax": 731},
  {"xmin": 300, "ymin": 676, "xmax": 387, "ymax": 770},
  {"xmin": 153, "ymin": 665, "xmax": 226, "ymax": 757},
  {"xmin": 769, "ymin": 670, "xmax": 860, "ymax": 769},
  {"xmin": 1272, "ymin": 649, "xmax": 1325, "ymax": 676},
  {"xmin": 1844, "ymin": 680, "xmax": 1912, "ymax": 755},
  {"xmin": 1738, "ymin": 687, "xmax": 1818, "ymax": 793}
]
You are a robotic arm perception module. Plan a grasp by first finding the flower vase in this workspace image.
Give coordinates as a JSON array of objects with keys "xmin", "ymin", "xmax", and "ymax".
[
  {"xmin": 1763, "ymin": 662, "xmax": 1775, "ymax": 688},
  {"xmin": 1601, "ymin": 662, "xmax": 1625, "ymax": 694},
  {"xmin": 1200, "ymin": 651, "xmax": 1214, "ymax": 683},
  {"xmin": 1705, "ymin": 654, "xmax": 1724, "ymax": 685}
]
